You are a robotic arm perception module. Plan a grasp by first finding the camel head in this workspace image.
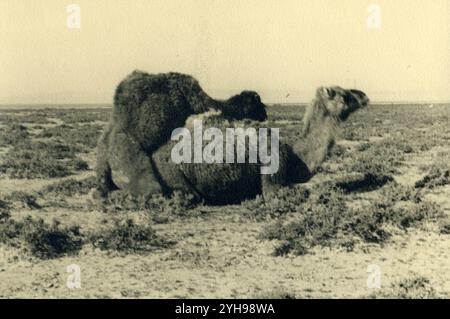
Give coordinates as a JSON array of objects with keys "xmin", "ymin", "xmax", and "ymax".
[
  {"xmin": 223, "ymin": 90, "xmax": 267, "ymax": 121},
  {"xmin": 316, "ymin": 86, "xmax": 369, "ymax": 121}
]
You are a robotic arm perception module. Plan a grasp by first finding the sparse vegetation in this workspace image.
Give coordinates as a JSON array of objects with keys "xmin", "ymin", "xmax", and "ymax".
[
  {"xmin": 0, "ymin": 199, "xmax": 11, "ymax": 221},
  {"xmin": 51, "ymin": 108, "xmax": 110, "ymax": 124},
  {"xmin": 260, "ymin": 183, "xmax": 443, "ymax": 256},
  {"xmin": 380, "ymin": 183, "xmax": 422, "ymax": 204},
  {"xmin": 0, "ymin": 217, "xmax": 83, "ymax": 259},
  {"xmin": 259, "ymin": 186, "xmax": 385, "ymax": 255},
  {"xmin": 438, "ymin": 218, "xmax": 450, "ymax": 234},
  {"xmin": 0, "ymin": 140, "xmax": 89, "ymax": 178},
  {"xmin": 5, "ymin": 191, "xmax": 41, "ymax": 209},
  {"xmin": 0, "ymin": 111, "xmax": 55, "ymax": 125},
  {"xmin": 90, "ymin": 219, "xmax": 174, "ymax": 254},
  {"xmin": 40, "ymin": 176, "xmax": 97, "ymax": 197},
  {"xmin": 370, "ymin": 276, "xmax": 439, "ymax": 299},
  {"xmin": 98, "ymin": 190, "xmax": 196, "ymax": 215},
  {"xmin": 348, "ymin": 138, "xmax": 405, "ymax": 176},
  {"xmin": 243, "ymin": 185, "xmax": 310, "ymax": 218},
  {"xmin": 0, "ymin": 124, "xmax": 29, "ymax": 146},
  {"xmin": 0, "ymin": 214, "xmax": 171, "ymax": 258},
  {"xmin": 415, "ymin": 160, "xmax": 450, "ymax": 189},
  {"xmin": 37, "ymin": 123, "xmax": 103, "ymax": 151},
  {"xmin": 256, "ymin": 289, "xmax": 298, "ymax": 299},
  {"xmin": 1, "ymin": 103, "xmax": 450, "ymax": 298}
]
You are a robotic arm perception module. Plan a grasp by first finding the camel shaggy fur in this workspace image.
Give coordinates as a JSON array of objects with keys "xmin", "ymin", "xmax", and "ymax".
[
  {"xmin": 97, "ymin": 85, "xmax": 369, "ymax": 204},
  {"xmin": 96, "ymin": 71, "xmax": 267, "ymax": 197}
]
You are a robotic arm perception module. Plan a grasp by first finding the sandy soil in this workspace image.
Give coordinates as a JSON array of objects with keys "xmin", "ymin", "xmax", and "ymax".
[
  {"xmin": 1, "ymin": 207, "xmax": 450, "ymax": 298},
  {"xmin": 1, "ymin": 105, "xmax": 450, "ymax": 298}
]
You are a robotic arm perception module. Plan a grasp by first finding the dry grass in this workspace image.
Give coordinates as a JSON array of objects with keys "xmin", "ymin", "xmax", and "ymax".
[{"xmin": 0, "ymin": 103, "xmax": 449, "ymax": 298}]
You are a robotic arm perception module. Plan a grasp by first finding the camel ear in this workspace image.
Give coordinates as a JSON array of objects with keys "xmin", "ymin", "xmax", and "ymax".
[
  {"xmin": 317, "ymin": 87, "xmax": 327, "ymax": 98},
  {"xmin": 318, "ymin": 87, "xmax": 336, "ymax": 99}
]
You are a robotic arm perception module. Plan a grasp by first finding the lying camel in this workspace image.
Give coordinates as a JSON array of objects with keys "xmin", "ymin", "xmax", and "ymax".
[
  {"xmin": 96, "ymin": 71, "xmax": 267, "ymax": 197},
  {"xmin": 97, "ymin": 85, "xmax": 369, "ymax": 205}
]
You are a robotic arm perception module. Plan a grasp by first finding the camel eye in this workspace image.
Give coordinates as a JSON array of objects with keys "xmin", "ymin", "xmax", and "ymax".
[{"xmin": 326, "ymin": 88, "xmax": 336, "ymax": 99}]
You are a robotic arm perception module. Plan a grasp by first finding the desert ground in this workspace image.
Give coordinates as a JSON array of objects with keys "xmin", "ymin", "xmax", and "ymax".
[{"xmin": 0, "ymin": 103, "xmax": 449, "ymax": 298}]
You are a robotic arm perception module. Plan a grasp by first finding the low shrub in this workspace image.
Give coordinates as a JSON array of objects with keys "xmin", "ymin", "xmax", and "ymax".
[
  {"xmin": 0, "ymin": 199, "xmax": 11, "ymax": 222},
  {"xmin": 23, "ymin": 219, "xmax": 83, "ymax": 259},
  {"xmin": 38, "ymin": 123, "xmax": 103, "ymax": 151},
  {"xmin": 439, "ymin": 218, "xmax": 450, "ymax": 234},
  {"xmin": 52, "ymin": 109, "xmax": 110, "ymax": 124},
  {"xmin": 0, "ymin": 112, "xmax": 54, "ymax": 125},
  {"xmin": 388, "ymin": 201, "xmax": 442, "ymax": 229},
  {"xmin": 259, "ymin": 186, "xmax": 351, "ymax": 255},
  {"xmin": 256, "ymin": 289, "xmax": 297, "ymax": 299},
  {"xmin": 242, "ymin": 185, "xmax": 310, "ymax": 218},
  {"xmin": 0, "ymin": 210, "xmax": 10, "ymax": 222},
  {"xmin": 346, "ymin": 137, "xmax": 408, "ymax": 179},
  {"xmin": 40, "ymin": 176, "xmax": 97, "ymax": 197},
  {"xmin": 0, "ymin": 217, "xmax": 83, "ymax": 259},
  {"xmin": 380, "ymin": 183, "xmax": 422, "ymax": 204},
  {"xmin": 260, "ymin": 184, "xmax": 442, "ymax": 256},
  {"xmin": 0, "ymin": 124, "xmax": 29, "ymax": 146},
  {"xmin": 99, "ymin": 190, "xmax": 196, "ymax": 215},
  {"xmin": 90, "ymin": 219, "xmax": 173, "ymax": 254},
  {"xmin": 415, "ymin": 161, "xmax": 450, "ymax": 189},
  {"xmin": 0, "ymin": 140, "xmax": 88, "ymax": 178},
  {"xmin": 4, "ymin": 191, "xmax": 41, "ymax": 209},
  {"xmin": 370, "ymin": 276, "xmax": 439, "ymax": 299}
]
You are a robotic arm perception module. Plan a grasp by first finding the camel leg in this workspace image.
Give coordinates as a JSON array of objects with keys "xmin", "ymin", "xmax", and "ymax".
[
  {"xmin": 108, "ymin": 129, "xmax": 164, "ymax": 197},
  {"xmin": 261, "ymin": 175, "xmax": 283, "ymax": 199},
  {"xmin": 95, "ymin": 127, "xmax": 120, "ymax": 198},
  {"xmin": 95, "ymin": 157, "xmax": 119, "ymax": 197}
]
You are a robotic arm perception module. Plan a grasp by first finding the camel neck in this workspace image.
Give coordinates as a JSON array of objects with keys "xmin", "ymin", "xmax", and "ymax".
[{"xmin": 292, "ymin": 101, "xmax": 339, "ymax": 173}]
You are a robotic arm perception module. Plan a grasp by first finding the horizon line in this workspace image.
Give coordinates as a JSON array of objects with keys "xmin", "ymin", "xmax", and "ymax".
[{"xmin": 1, "ymin": 100, "xmax": 450, "ymax": 108}]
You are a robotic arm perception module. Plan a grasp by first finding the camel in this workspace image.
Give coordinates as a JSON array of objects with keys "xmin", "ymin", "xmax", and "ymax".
[
  {"xmin": 96, "ymin": 71, "xmax": 267, "ymax": 197},
  {"xmin": 104, "ymin": 86, "xmax": 368, "ymax": 205}
]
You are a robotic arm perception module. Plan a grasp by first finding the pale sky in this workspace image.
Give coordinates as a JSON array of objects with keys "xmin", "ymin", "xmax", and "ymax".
[{"xmin": 1, "ymin": 0, "xmax": 449, "ymax": 104}]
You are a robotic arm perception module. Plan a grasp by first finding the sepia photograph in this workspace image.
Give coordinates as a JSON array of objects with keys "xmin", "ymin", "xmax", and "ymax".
[{"xmin": 0, "ymin": 0, "xmax": 450, "ymax": 304}]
